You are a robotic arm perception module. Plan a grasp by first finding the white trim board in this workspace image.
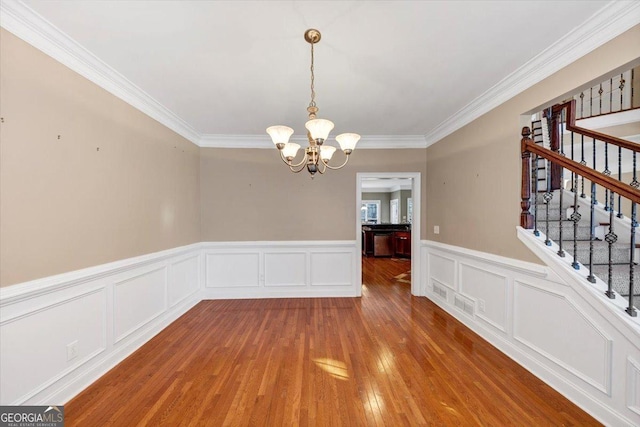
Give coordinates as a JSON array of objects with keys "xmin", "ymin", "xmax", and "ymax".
[{"xmin": 3, "ymin": 0, "xmax": 638, "ymax": 149}]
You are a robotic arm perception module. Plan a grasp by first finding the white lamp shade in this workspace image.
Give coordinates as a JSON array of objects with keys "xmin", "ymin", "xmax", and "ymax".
[
  {"xmin": 266, "ymin": 125, "xmax": 294, "ymax": 146},
  {"xmin": 336, "ymin": 133, "xmax": 360, "ymax": 151},
  {"xmin": 320, "ymin": 145, "xmax": 336, "ymax": 161},
  {"xmin": 305, "ymin": 119, "xmax": 334, "ymax": 141},
  {"xmin": 282, "ymin": 142, "xmax": 301, "ymax": 159}
]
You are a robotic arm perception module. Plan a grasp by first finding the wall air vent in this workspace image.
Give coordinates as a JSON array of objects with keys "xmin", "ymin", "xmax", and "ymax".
[
  {"xmin": 454, "ymin": 294, "xmax": 475, "ymax": 316},
  {"xmin": 432, "ymin": 283, "xmax": 448, "ymax": 300}
]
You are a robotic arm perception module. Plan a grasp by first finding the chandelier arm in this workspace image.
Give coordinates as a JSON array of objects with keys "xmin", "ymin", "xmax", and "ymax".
[
  {"xmin": 289, "ymin": 162, "xmax": 308, "ymax": 173},
  {"xmin": 280, "ymin": 150, "xmax": 307, "ymax": 168},
  {"xmin": 317, "ymin": 160, "xmax": 327, "ymax": 174},
  {"xmin": 320, "ymin": 154, "xmax": 350, "ymax": 170}
]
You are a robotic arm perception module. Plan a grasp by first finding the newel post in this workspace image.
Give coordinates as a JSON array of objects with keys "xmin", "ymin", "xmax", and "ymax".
[
  {"xmin": 521, "ymin": 127, "xmax": 534, "ymax": 229},
  {"xmin": 546, "ymin": 107, "xmax": 563, "ymax": 190}
]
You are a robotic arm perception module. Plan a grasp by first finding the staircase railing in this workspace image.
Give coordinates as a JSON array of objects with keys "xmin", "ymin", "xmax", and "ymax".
[
  {"xmin": 573, "ymin": 69, "xmax": 635, "ymax": 119},
  {"xmin": 521, "ymin": 99, "xmax": 640, "ymax": 317}
]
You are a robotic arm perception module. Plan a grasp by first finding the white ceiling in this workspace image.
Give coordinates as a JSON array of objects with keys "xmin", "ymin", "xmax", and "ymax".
[{"xmin": 6, "ymin": 0, "xmax": 638, "ymax": 147}]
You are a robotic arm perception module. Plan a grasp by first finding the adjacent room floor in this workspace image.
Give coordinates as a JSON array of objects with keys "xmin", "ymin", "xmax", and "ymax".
[{"xmin": 65, "ymin": 257, "xmax": 599, "ymax": 426}]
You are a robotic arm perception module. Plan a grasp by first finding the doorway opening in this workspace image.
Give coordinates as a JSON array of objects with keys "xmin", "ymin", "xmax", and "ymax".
[{"xmin": 355, "ymin": 173, "xmax": 421, "ymax": 297}]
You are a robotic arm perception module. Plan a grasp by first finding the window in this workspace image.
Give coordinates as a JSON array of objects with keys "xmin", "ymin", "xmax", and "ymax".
[
  {"xmin": 361, "ymin": 200, "xmax": 380, "ymax": 224},
  {"xmin": 407, "ymin": 198, "xmax": 413, "ymax": 223},
  {"xmin": 390, "ymin": 199, "xmax": 399, "ymax": 224}
]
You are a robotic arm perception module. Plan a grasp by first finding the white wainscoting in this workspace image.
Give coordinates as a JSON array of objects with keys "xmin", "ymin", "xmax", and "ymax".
[
  {"xmin": 0, "ymin": 240, "xmax": 358, "ymax": 406},
  {"xmin": 421, "ymin": 239, "xmax": 640, "ymax": 426},
  {"xmin": 0, "ymin": 244, "xmax": 202, "ymax": 406},
  {"xmin": 201, "ymin": 241, "xmax": 358, "ymax": 299}
]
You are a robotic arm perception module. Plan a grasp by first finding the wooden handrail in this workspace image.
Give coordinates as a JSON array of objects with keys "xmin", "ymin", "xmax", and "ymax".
[
  {"xmin": 554, "ymin": 100, "xmax": 640, "ymax": 153},
  {"xmin": 520, "ymin": 100, "xmax": 640, "ymax": 228},
  {"xmin": 523, "ymin": 138, "xmax": 640, "ymax": 204}
]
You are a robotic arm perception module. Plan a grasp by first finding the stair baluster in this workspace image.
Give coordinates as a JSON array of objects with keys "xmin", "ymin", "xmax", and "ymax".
[
  {"xmin": 588, "ymin": 180, "xmax": 597, "ymax": 283},
  {"xmin": 629, "ymin": 152, "xmax": 638, "ymax": 316},
  {"xmin": 605, "ymin": 190, "xmax": 617, "ymax": 299},
  {"xmin": 592, "ymin": 138, "xmax": 598, "ymax": 205},
  {"xmin": 604, "ymin": 142, "xmax": 610, "ymax": 211},
  {"xmin": 557, "ymin": 109, "xmax": 565, "ymax": 257},
  {"xmin": 570, "ymin": 128, "xmax": 575, "ymax": 192},
  {"xmin": 617, "ymin": 146, "xmax": 624, "ymax": 218},
  {"xmin": 571, "ymin": 158, "xmax": 581, "ymax": 270},
  {"xmin": 580, "ymin": 134, "xmax": 586, "ymax": 198},
  {"xmin": 544, "ymin": 160, "xmax": 553, "ymax": 246},
  {"xmin": 533, "ymin": 152, "xmax": 540, "ymax": 236}
]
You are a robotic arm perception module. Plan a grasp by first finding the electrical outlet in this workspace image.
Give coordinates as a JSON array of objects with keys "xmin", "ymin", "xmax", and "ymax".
[
  {"xmin": 434, "ymin": 225, "xmax": 440, "ymax": 234},
  {"xmin": 478, "ymin": 299, "xmax": 486, "ymax": 313},
  {"xmin": 67, "ymin": 341, "xmax": 78, "ymax": 361}
]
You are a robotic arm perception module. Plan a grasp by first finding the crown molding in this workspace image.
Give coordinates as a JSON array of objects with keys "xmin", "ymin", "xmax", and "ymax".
[
  {"xmin": 0, "ymin": 0, "xmax": 424, "ymax": 151},
  {"xmin": 424, "ymin": 0, "xmax": 640, "ymax": 148},
  {"xmin": 0, "ymin": 0, "xmax": 201, "ymax": 144},
  {"xmin": 5, "ymin": 0, "xmax": 636, "ymax": 152},
  {"xmin": 198, "ymin": 134, "xmax": 427, "ymax": 149},
  {"xmin": 198, "ymin": 134, "xmax": 273, "ymax": 149},
  {"xmin": 355, "ymin": 135, "xmax": 427, "ymax": 149}
]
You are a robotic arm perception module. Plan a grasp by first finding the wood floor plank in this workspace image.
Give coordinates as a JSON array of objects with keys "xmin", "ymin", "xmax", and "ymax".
[{"xmin": 64, "ymin": 257, "xmax": 600, "ymax": 426}]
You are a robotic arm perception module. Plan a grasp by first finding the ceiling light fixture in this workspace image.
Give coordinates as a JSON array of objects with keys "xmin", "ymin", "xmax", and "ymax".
[{"xmin": 266, "ymin": 29, "xmax": 360, "ymax": 177}]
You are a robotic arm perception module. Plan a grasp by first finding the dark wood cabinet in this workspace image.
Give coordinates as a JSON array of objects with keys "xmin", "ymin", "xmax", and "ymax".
[
  {"xmin": 362, "ymin": 225, "xmax": 411, "ymax": 258},
  {"xmin": 394, "ymin": 231, "xmax": 411, "ymax": 258}
]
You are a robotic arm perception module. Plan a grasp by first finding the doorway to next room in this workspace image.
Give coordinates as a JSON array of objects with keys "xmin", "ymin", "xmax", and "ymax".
[{"xmin": 356, "ymin": 173, "xmax": 421, "ymax": 297}]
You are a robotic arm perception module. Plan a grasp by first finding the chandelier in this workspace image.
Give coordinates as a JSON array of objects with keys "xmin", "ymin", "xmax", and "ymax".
[{"xmin": 266, "ymin": 29, "xmax": 360, "ymax": 177}]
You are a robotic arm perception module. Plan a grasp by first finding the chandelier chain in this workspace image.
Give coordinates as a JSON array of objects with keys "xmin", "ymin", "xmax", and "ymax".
[{"xmin": 309, "ymin": 42, "xmax": 316, "ymax": 108}]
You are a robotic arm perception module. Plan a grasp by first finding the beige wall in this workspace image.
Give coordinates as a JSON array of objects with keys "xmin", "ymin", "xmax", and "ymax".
[
  {"xmin": 0, "ymin": 30, "xmax": 201, "ymax": 287},
  {"xmin": 200, "ymin": 148, "xmax": 427, "ymax": 241},
  {"xmin": 3, "ymin": 21, "xmax": 637, "ymax": 285},
  {"xmin": 426, "ymin": 25, "xmax": 640, "ymax": 264}
]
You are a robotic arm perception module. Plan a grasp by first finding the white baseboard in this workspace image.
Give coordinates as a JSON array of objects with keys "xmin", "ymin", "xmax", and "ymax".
[{"xmin": 421, "ymin": 239, "xmax": 640, "ymax": 426}]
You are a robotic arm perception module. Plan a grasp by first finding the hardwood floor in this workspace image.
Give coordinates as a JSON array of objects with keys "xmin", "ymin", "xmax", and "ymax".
[{"xmin": 65, "ymin": 257, "xmax": 599, "ymax": 426}]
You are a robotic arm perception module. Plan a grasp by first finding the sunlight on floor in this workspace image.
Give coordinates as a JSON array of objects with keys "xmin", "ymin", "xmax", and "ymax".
[{"xmin": 313, "ymin": 358, "xmax": 349, "ymax": 381}]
